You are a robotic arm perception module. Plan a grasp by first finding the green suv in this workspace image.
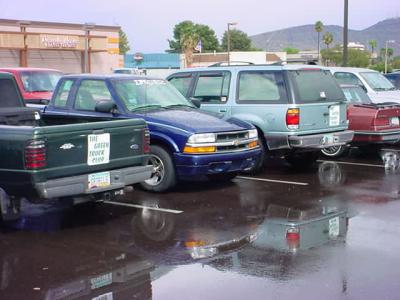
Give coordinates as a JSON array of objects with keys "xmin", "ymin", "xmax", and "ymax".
[{"xmin": 167, "ymin": 65, "xmax": 354, "ymax": 171}]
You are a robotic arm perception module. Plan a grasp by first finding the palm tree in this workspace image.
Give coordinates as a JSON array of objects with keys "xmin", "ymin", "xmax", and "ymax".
[
  {"xmin": 180, "ymin": 31, "xmax": 199, "ymax": 67},
  {"xmin": 315, "ymin": 21, "xmax": 324, "ymax": 62},
  {"xmin": 323, "ymin": 32, "xmax": 333, "ymax": 49},
  {"xmin": 368, "ymin": 39, "xmax": 377, "ymax": 56}
]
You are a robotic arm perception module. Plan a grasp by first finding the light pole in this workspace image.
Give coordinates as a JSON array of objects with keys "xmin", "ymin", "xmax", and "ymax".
[
  {"xmin": 227, "ymin": 22, "xmax": 237, "ymax": 66},
  {"xmin": 385, "ymin": 40, "xmax": 395, "ymax": 74},
  {"xmin": 83, "ymin": 22, "xmax": 95, "ymax": 73},
  {"xmin": 343, "ymin": 0, "xmax": 349, "ymax": 66}
]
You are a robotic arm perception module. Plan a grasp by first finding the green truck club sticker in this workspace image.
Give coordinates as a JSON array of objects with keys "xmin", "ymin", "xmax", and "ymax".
[{"xmin": 87, "ymin": 133, "xmax": 110, "ymax": 166}]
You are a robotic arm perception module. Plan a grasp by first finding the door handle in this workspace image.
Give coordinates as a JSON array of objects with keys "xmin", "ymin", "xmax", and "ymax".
[
  {"xmin": 219, "ymin": 109, "xmax": 227, "ymax": 113},
  {"xmin": 323, "ymin": 112, "xmax": 329, "ymax": 116}
]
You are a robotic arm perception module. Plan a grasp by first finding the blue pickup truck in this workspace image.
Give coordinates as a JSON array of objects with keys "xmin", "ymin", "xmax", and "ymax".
[{"xmin": 43, "ymin": 75, "xmax": 261, "ymax": 192}]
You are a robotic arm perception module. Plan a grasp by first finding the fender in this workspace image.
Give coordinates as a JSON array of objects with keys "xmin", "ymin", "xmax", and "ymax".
[{"xmin": 150, "ymin": 131, "xmax": 181, "ymax": 153}]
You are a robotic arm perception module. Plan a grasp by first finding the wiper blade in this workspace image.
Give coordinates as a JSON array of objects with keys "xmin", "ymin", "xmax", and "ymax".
[
  {"xmin": 164, "ymin": 104, "xmax": 193, "ymax": 109},
  {"xmin": 130, "ymin": 104, "xmax": 164, "ymax": 111}
]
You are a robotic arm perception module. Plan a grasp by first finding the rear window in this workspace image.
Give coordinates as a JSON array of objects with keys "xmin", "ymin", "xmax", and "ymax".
[
  {"xmin": 290, "ymin": 70, "xmax": 344, "ymax": 103},
  {"xmin": 237, "ymin": 71, "xmax": 288, "ymax": 104},
  {"xmin": 341, "ymin": 87, "xmax": 372, "ymax": 104},
  {"xmin": 0, "ymin": 79, "xmax": 23, "ymax": 107}
]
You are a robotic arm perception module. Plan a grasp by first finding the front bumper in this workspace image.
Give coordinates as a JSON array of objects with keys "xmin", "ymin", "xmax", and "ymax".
[
  {"xmin": 174, "ymin": 148, "xmax": 262, "ymax": 177},
  {"xmin": 353, "ymin": 129, "xmax": 400, "ymax": 144},
  {"xmin": 288, "ymin": 130, "xmax": 354, "ymax": 149},
  {"xmin": 35, "ymin": 165, "xmax": 153, "ymax": 199}
]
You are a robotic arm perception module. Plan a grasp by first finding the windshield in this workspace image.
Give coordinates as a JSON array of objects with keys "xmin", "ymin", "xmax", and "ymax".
[
  {"xmin": 290, "ymin": 70, "xmax": 345, "ymax": 103},
  {"xmin": 341, "ymin": 86, "xmax": 372, "ymax": 104},
  {"xmin": 20, "ymin": 71, "xmax": 62, "ymax": 92},
  {"xmin": 360, "ymin": 72, "xmax": 395, "ymax": 91},
  {"xmin": 112, "ymin": 79, "xmax": 194, "ymax": 111}
]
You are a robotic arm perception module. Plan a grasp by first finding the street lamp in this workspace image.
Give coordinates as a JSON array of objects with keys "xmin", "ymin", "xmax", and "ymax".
[
  {"xmin": 227, "ymin": 22, "xmax": 237, "ymax": 66},
  {"xmin": 83, "ymin": 22, "xmax": 96, "ymax": 73},
  {"xmin": 385, "ymin": 40, "xmax": 395, "ymax": 74}
]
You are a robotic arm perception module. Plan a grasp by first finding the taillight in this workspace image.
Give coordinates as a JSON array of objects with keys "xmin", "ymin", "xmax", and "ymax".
[
  {"xmin": 25, "ymin": 140, "xmax": 46, "ymax": 169},
  {"xmin": 142, "ymin": 128, "xmax": 150, "ymax": 153},
  {"xmin": 373, "ymin": 118, "xmax": 390, "ymax": 127},
  {"xmin": 286, "ymin": 108, "xmax": 300, "ymax": 129},
  {"xmin": 286, "ymin": 226, "xmax": 300, "ymax": 251}
]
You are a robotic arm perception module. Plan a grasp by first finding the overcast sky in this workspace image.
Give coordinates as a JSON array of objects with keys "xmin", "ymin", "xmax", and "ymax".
[{"xmin": 1, "ymin": 0, "xmax": 399, "ymax": 52}]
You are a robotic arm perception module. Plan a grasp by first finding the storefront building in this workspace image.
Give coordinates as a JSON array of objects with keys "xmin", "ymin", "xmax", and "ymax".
[{"xmin": 0, "ymin": 19, "xmax": 122, "ymax": 73}]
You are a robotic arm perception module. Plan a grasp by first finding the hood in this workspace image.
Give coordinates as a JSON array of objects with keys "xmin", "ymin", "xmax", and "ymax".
[
  {"xmin": 135, "ymin": 108, "xmax": 249, "ymax": 133},
  {"xmin": 368, "ymin": 90, "xmax": 400, "ymax": 104}
]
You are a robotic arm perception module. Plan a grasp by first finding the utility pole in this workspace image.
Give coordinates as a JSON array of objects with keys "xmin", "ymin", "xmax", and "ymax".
[
  {"xmin": 227, "ymin": 22, "xmax": 237, "ymax": 66},
  {"xmin": 343, "ymin": 0, "xmax": 349, "ymax": 66}
]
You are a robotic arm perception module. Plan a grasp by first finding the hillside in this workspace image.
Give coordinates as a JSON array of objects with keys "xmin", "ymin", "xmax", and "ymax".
[{"xmin": 250, "ymin": 18, "xmax": 400, "ymax": 55}]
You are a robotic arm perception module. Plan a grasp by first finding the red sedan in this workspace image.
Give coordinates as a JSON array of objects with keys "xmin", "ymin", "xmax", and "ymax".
[
  {"xmin": 321, "ymin": 85, "xmax": 400, "ymax": 157},
  {"xmin": 0, "ymin": 67, "xmax": 62, "ymax": 104}
]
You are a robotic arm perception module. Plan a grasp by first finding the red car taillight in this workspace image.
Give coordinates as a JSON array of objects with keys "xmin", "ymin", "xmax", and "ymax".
[
  {"xmin": 286, "ymin": 108, "xmax": 300, "ymax": 129},
  {"xmin": 25, "ymin": 140, "xmax": 46, "ymax": 170},
  {"xmin": 286, "ymin": 226, "xmax": 300, "ymax": 251},
  {"xmin": 373, "ymin": 118, "xmax": 390, "ymax": 127},
  {"xmin": 143, "ymin": 128, "xmax": 150, "ymax": 153}
]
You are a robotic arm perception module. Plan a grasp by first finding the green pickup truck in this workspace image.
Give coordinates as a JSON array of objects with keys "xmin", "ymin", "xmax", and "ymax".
[{"xmin": 0, "ymin": 72, "xmax": 152, "ymax": 221}]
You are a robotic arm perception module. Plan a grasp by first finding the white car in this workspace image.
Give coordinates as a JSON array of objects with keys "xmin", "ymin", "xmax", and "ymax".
[{"xmin": 327, "ymin": 67, "xmax": 400, "ymax": 104}]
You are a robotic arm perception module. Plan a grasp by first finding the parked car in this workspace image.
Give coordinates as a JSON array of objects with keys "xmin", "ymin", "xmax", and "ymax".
[
  {"xmin": 43, "ymin": 75, "xmax": 261, "ymax": 192},
  {"xmin": 328, "ymin": 67, "xmax": 400, "ymax": 104},
  {"xmin": 0, "ymin": 72, "xmax": 152, "ymax": 221},
  {"xmin": 384, "ymin": 72, "xmax": 400, "ymax": 89},
  {"xmin": 321, "ymin": 85, "xmax": 400, "ymax": 157},
  {"xmin": 167, "ymin": 65, "xmax": 353, "ymax": 171},
  {"xmin": 0, "ymin": 67, "xmax": 62, "ymax": 104}
]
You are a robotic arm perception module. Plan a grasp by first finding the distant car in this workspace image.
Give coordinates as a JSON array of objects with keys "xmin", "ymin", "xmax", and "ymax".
[
  {"xmin": 384, "ymin": 72, "xmax": 400, "ymax": 89},
  {"xmin": 0, "ymin": 67, "xmax": 62, "ymax": 104},
  {"xmin": 321, "ymin": 85, "xmax": 400, "ymax": 157},
  {"xmin": 167, "ymin": 65, "xmax": 353, "ymax": 171},
  {"xmin": 328, "ymin": 67, "xmax": 400, "ymax": 104}
]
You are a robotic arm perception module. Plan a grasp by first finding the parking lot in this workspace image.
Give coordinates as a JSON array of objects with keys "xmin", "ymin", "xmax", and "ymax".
[{"xmin": 1, "ymin": 151, "xmax": 400, "ymax": 300}]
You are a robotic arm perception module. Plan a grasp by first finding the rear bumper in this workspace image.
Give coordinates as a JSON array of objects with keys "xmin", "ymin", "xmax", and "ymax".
[
  {"xmin": 174, "ymin": 148, "xmax": 262, "ymax": 177},
  {"xmin": 288, "ymin": 130, "xmax": 354, "ymax": 149},
  {"xmin": 35, "ymin": 165, "xmax": 153, "ymax": 199},
  {"xmin": 353, "ymin": 130, "xmax": 400, "ymax": 144}
]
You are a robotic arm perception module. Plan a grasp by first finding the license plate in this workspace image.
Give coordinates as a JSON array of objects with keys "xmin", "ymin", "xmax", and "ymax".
[
  {"xmin": 88, "ymin": 133, "xmax": 110, "ymax": 166},
  {"xmin": 88, "ymin": 171, "xmax": 111, "ymax": 190},
  {"xmin": 90, "ymin": 273, "xmax": 113, "ymax": 290},
  {"xmin": 329, "ymin": 105, "xmax": 340, "ymax": 127},
  {"xmin": 322, "ymin": 134, "xmax": 334, "ymax": 145},
  {"xmin": 92, "ymin": 292, "xmax": 113, "ymax": 300},
  {"xmin": 329, "ymin": 217, "xmax": 340, "ymax": 237},
  {"xmin": 390, "ymin": 117, "xmax": 400, "ymax": 126}
]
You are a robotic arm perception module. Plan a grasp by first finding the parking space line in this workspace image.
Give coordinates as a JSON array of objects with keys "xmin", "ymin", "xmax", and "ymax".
[
  {"xmin": 103, "ymin": 200, "xmax": 183, "ymax": 214},
  {"xmin": 237, "ymin": 176, "xmax": 309, "ymax": 186},
  {"xmin": 317, "ymin": 160, "xmax": 384, "ymax": 168}
]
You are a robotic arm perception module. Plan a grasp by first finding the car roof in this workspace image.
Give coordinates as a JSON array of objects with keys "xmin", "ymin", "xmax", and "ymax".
[
  {"xmin": 0, "ymin": 67, "xmax": 62, "ymax": 72},
  {"xmin": 61, "ymin": 74, "xmax": 163, "ymax": 81},
  {"xmin": 174, "ymin": 64, "xmax": 325, "ymax": 73},
  {"xmin": 326, "ymin": 67, "xmax": 379, "ymax": 74}
]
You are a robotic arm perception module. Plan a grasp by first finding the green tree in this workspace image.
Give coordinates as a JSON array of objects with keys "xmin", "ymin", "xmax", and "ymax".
[
  {"xmin": 282, "ymin": 47, "xmax": 299, "ymax": 54},
  {"xmin": 221, "ymin": 29, "xmax": 255, "ymax": 51},
  {"xmin": 180, "ymin": 30, "xmax": 199, "ymax": 67},
  {"xmin": 380, "ymin": 47, "xmax": 394, "ymax": 60},
  {"xmin": 314, "ymin": 21, "xmax": 324, "ymax": 60},
  {"xmin": 323, "ymin": 32, "xmax": 333, "ymax": 49},
  {"xmin": 119, "ymin": 29, "xmax": 130, "ymax": 55},
  {"xmin": 168, "ymin": 21, "xmax": 218, "ymax": 53},
  {"xmin": 321, "ymin": 47, "xmax": 369, "ymax": 67},
  {"xmin": 368, "ymin": 39, "xmax": 377, "ymax": 55}
]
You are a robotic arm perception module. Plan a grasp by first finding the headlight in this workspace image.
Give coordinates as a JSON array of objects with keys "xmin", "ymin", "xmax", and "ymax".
[
  {"xmin": 248, "ymin": 129, "xmax": 258, "ymax": 139},
  {"xmin": 187, "ymin": 133, "xmax": 216, "ymax": 144}
]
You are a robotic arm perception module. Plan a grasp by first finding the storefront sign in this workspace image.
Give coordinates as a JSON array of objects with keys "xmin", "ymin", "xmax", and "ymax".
[{"xmin": 40, "ymin": 34, "xmax": 79, "ymax": 49}]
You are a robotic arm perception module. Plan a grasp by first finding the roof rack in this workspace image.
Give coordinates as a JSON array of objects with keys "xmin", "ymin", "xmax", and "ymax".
[{"xmin": 208, "ymin": 61, "xmax": 255, "ymax": 67}]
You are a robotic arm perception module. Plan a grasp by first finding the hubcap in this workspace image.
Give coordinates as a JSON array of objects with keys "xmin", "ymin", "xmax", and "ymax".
[
  {"xmin": 144, "ymin": 154, "xmax": 165, "ymax": 186},
  {"xmin": 322, "ymin": 146, "xmax": 342, "ymax": 156}
]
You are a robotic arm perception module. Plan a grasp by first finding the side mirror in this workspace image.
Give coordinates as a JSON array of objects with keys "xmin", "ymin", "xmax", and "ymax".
[
  {"xmin": 95, "ymin": 100, "xmax": 118, "ymax": 114},
  {"xmin": 189, "ymin": 97, "xmax": 201, "ymax": 108}
]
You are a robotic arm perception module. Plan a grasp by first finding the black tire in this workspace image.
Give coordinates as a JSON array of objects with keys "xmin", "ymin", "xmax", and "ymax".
[
  {"xmin": 243, "ymin": 134, "xmax": 267, "ymax": 175},
  {"xmin": 0, "ymin": 189, "xmax": 21, "ymax": 222},
  {"xmin": 207, "ymin": 172, "xmax": 237, "ymax": 182},
  {"xmin": 285, "ymin": 152, "xmax": 319, "ymax": 170},
  {"xmin": 140, "ymin": 145, "xmax": 177, "ymax": 192},
  {"xmin": 321, "ymin": 145, "xmax": 348, "ymax": 158}
]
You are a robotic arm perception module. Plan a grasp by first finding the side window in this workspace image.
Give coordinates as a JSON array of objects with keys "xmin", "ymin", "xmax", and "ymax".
[
  {"xmin": 334, "ymin": 72, "xmax": 363, "ymax": 86},
  {"xmin": 75, "ymin": 80, "xmax": 112, "ymax": 111},
  {"xmin": 169, "ymin": 75, "xmax": 192, "ymax": 96},
  {"xmin": 193, "ymin": 72, "xmax": 231, "ymax": 103},
  {"xmin": 237, "ymin": 71, "xmax": 288, "ymax": 103},
  {"xmin": 53, "ymin": 79, "xmax": 74, "ymax": 108}
]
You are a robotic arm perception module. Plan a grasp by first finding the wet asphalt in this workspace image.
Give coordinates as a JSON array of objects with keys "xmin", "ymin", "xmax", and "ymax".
[{"xmin": 1, "ymin": 150, "xmax": 400, "ymax": 300}]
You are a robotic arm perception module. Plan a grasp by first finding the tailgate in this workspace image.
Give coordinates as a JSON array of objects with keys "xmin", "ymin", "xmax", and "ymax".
[
  {"xmin": 34, "ymin": 119, "xmax": 147, "ymax": 181},
  {"xmin": 298, "ymin": 101, "xmax": 348, "ymax": 132}
]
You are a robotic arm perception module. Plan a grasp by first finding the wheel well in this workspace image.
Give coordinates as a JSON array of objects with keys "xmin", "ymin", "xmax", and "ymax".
[
  {"xmin": 253, "ymin": 125, "xmax": 267, "ymax": 147},
  {"xmin": 150, "ymin": 139, "xmax": 175, "ymax": 154}
]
